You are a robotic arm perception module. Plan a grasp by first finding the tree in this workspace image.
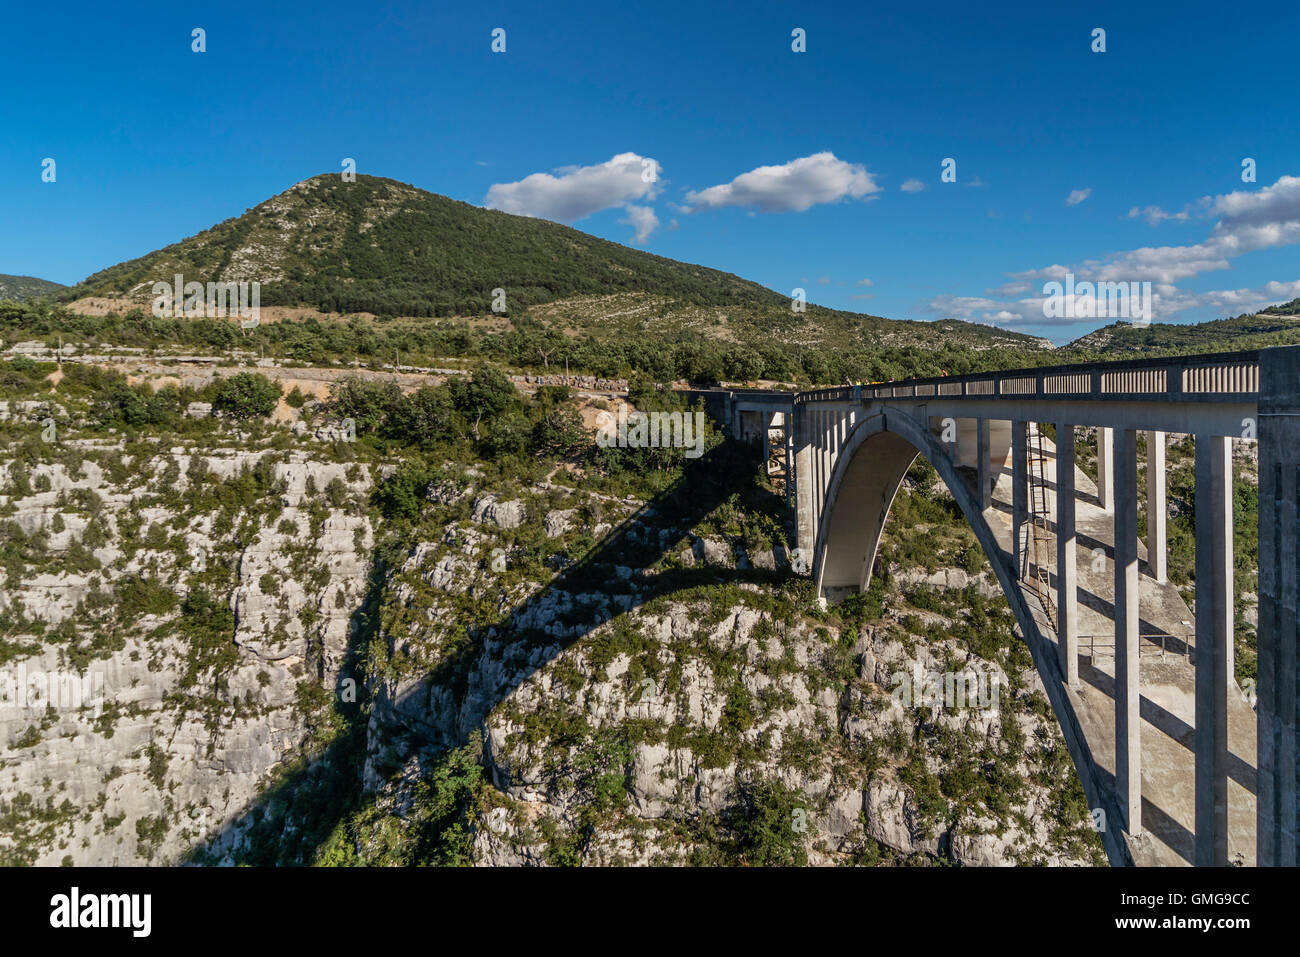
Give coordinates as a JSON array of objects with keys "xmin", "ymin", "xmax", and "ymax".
[
  {"xmin": 481, "ymin": 413, "xmax": 530, "ymax": 458},
  {"xmin": 531, "ymin": 408, "xmax": 589, "ymax": 459},
  {"xmin": 329, "ymin": 376, "xmax": 402, "ymax": 435},
  {"xmin": 386, "ymin": 386, "xmax": 458, "ymax": 447},
  {"xmin": 212, "ymin": 373, "xmax": 281, "ymax": 419},
  {"xmin": 97, "ymin": 379, "xmax": 182, "ymax": 429},
  {"xmin": 449, "ymin": 366, "xmax": 516, "ymax": 440},
  {"xmin": 372, "ymin": 460, "xmax": 431, "ymax": 522},
  {"xmin": 728, "ymin": 779, "xmax": 808, "ymax": 866},
  {"xmin": 724, "ymin": 345, "xmax": 765, "ymax": 383}
]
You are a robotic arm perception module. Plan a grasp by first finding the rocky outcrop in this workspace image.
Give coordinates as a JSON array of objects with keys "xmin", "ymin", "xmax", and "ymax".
[
  {"xmin": 471, "ymin": 495, "xmax": 526, "ymax": 529},
  {"xmin": 0, "ymin": 445, "xmax": 375, "ymax": 865}
]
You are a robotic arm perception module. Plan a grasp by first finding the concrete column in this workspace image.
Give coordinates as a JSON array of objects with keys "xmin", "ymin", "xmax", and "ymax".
[
  {"xmin": 1056, "ymin": 422, "xmax": 1078, "ymax": 687},
  {"xmin": 830, "ymin": 412, "xmax": 839, "ymax": 480},
  {"xmin": 1012, "ymin": 420, "xmax": 1027, "ymax": 577},
  {"xmin": 822, "ymin": 408, "xmax": 832, "ymax": 487},
  {"xmin": 813, "ymin": 410, "xmax": 824, "ymax": 544},
  {"xmin": 977, "ymin": 417, "xmax": 992, "ymax": 511},
  {"xmin": 793, "ymin": 404, "xmax": 816, "ymax": 558},
  {"xmin": 1146, "ymin": 430, "xmax": 1168, "ymax": 582},
  {"xmin": 1257, "ymin": 346, "xmax": 1300, "ymax": 866},
  {"xmin": 1114, "ymin": 428, "xmax": 1141, "ymax": 834},
  {"xmin": 785, "ymin": 414, "xmax": 797, "ymax": 507},
  {"xmin": 1194, "ymin": 433, "xmax": 1233, "ymax": 866},
  {"xmin": 762, "ymin": 411, "xmax": 770, "ymax": 475},
  {"xmin": 819, "ymin": 411, "xmax": 831, "ymax": 532},
  {"xmin": 1098, "ymin": 426, "xmax": 1115, "ymax": 511}
]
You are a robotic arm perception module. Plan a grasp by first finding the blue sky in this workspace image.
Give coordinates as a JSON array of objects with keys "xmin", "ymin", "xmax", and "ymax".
[{"xmin": 3, "ymin": 0, "xmax": 1298, "ymax": 343}]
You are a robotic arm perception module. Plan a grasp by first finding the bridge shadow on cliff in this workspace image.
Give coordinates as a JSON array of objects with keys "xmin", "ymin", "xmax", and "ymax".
[{"xmin": 192, "ymin": 440, "xmax": 796, "ymax": 865}]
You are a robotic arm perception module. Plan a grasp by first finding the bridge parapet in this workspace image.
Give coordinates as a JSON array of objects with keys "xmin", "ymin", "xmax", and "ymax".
[{"xmin": 795, "ymin": 349, "xmax": 1262, "ymax": 405}]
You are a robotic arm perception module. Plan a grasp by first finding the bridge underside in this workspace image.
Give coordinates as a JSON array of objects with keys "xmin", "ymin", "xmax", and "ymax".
[{"xmin": 816, "ymin": 429, "xmax": 916, "ymax": 603}]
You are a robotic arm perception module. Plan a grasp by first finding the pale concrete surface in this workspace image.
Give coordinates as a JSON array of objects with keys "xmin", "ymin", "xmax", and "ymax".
[{"xmin": 981, "ymin": 429, "xmax": 1257, "ymax": 865}]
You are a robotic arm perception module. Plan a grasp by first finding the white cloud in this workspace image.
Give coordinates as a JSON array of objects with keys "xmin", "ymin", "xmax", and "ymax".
[
  {"xmin": 856, "ymin": 278, "xmax": 874, "ymax": 287},
  {"xmin": 1065, "ymin": 188, "xmax": 1092, "ymax": 206},
  {"xmin": 930, "ymin": 276, "xmax": 1300, "ymax": 328},
  {"xmin": 900, "ymin": 179, "xmax": 925, "ymax": 193},
  {"xmin": 930, "ymin": 295, "xmax": 1049, "ymax": 326},
  {"xmin": 619, "ymin": 205, "xmax": 659, "ymax": 244},
  {"xmin": 927, "ymin": 175, "xmax": 1300, "ymax": 329},
  {"xmin": 485, "ymin": 152, "xmax": 661, "ymax": 222},
  {"xmin": 684, "ymin": 152, "xmax": 879, "ymax": 213},
  {"xmin": 816, "ymin": 276, "xmax": 830, "ymax": 285},
  {"xmin": 1127, "ymin": 203, "xmax": 1192, "ymax": 226},
  {"xmin": 1004, "ymin": 176, "xmax": 1300, "ymax": 286},
  {"xmin": 1151, "ymin": 278, "xmax": 1300, "ymax": 316}
]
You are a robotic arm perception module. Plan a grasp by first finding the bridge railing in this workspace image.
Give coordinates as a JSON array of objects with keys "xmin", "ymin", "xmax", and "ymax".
[{"xmin": 795, "ymin": 350, "xmax": 1261, "ymax": 405}]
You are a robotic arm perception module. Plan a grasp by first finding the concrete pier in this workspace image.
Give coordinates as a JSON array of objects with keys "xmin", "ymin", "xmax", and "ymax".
[
  {"xmin": 1056, "ymin": 422, "xmax": 1079, "ymax": 688},
  {"xmin": 1194, "ymin": 433, "xmax": 1233, "ymax": 866},
  {"xmin": 977, "ymin": 417, "xmax": 992, "ymax": 511},
  {"xmin": 1145, "ymin": 431, "xmax": 1168, "ymax": 583},
  {"xmin": 1257, "ymin": 347, "xmax": 1299, "ymax": 866},
  {"xmin": 1114, "ymin": 428, "xmax": 1142, "ymax": 834},
  {"xmin": 1098, "ymin": 426, "xmax": 1115, "ymax": 512},
  {"xmin": 1012, "ymin": 420, "xmax": 1027, "ymax": 575}
]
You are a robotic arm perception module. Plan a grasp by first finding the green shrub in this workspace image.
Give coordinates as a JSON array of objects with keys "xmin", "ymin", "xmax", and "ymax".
[{"xmin": 212, "ymin": 373, "xmax": 281, "ymax": 419}]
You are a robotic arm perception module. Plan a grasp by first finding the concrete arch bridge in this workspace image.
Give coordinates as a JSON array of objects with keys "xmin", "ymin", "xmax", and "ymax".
[{"xmin": 730, "ymin": 347, "xmax": 1300, "ymax": 867}]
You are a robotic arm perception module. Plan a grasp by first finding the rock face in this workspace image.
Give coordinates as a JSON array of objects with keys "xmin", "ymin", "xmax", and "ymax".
[
  {"xmin": 449, "ymin": 602, "xmax": 1088, "ymax": 866},
  {"xmin": 356, "ymin": 469, "xmax": 1104, "ymax": 868},
  {"xmin": 0, "ymin": 445, "xmax": 374, "ymax": 865},
  {"xmin": 471, "ymin": 495, "xmax": 526, "ymax": 529},
  {"xmin": 3, "ymin": 436, "xmax": 1107, "ymax": 867}
]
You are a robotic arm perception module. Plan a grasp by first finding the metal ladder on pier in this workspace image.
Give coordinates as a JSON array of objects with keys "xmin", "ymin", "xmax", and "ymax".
[{"xmin": 1022, "ymin": 423, "xmax": 1057, "ymax": 628}]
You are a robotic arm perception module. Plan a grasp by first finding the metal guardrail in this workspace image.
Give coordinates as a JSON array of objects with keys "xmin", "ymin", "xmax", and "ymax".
[
  {"xmin": 795, "ymin": 350, "xmax": 1261, "ymax": 405},
  {"xmin": 1081, "ymin": 632, "xmax": 1195, "ymax": 661}
]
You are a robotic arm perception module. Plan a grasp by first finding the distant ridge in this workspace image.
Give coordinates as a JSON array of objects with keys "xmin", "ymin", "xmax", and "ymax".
[
  {"xmin": 1062, "ymin": 303, "xmax": 1300, "ymax": 356},
  {"xmin": 0, "ymin": 274, "xmax": 66, "ymax": 302}
]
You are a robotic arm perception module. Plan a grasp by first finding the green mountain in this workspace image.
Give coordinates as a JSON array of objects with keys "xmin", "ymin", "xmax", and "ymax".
[
  {"xmin": 1063, "ymin": 306, "xmax": 1300, "ymax": 357},
  {"xmin": 65, "ymin": 173, "xmax": 1049, "ymax": 355},
  {"xmin": 0, "ymin": 274, "xmax": 66, "ymax": 302}
]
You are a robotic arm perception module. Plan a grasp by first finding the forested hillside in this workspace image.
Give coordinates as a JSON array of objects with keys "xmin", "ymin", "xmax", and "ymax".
[
  {"xmin": 0, "ymin": 275, "xmax": 65, "ymax": 302},
  {"xmin": 1063, "ymin": 308, "xmax": 1300, "ymax": 357}
]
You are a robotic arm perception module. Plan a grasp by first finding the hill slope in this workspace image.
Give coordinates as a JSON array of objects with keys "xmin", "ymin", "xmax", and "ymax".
[
  {"xmin": 66, "ymin": 173, "xmax": 1048, "ymax": 353},
  {"xmin": 0, "ymin": 274, "xmax": 65, "ymax": 301},
  {"xmin": 1063, "ymin": 306, "xmax": 1300, "ymax": 357},
  {"xmin": 71, "ymin": 175, "xmax": 792, "ymax": 317}
]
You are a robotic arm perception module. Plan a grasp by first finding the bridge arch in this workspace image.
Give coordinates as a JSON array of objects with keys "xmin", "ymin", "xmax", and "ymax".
[{"xmin": 812, "ymin": 408, "xmax": 1018, "ymax": 611}]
